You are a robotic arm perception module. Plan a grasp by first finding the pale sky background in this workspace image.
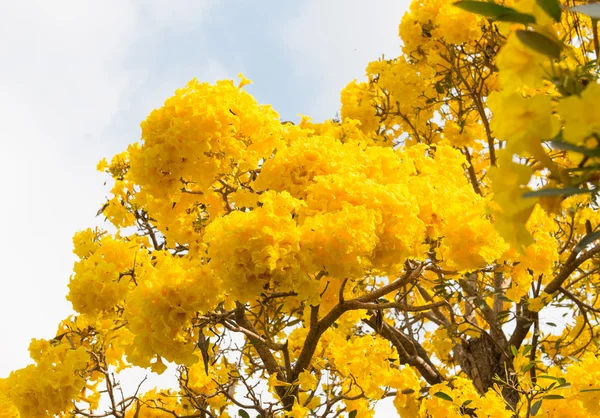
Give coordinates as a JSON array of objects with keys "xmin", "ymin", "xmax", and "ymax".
[{"xmin": 0, "ymin": 0, "xmax": 411, "ymax": 415}]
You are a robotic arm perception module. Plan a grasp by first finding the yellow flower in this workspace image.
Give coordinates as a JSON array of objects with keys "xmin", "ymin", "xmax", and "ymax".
[
  {"xmin": 288, "ymin": 400, "xmax": 309, "ymax": 418},
  {"xmin": 238, "ymin": 72, "xmax": 252, "ymax": 88},
  {"xmin": 488, "ymin": 91, "xmax": 560, "ymax": 156},
  {"xmin": 496, "ymin": 33, "xmax": 548, "ymax": 90},
  {"xmin": 297, "ymin": 370, "xmax": 318, "ymax": 392},
  {"xmin": 489, "ymin": 155, "xmax": 537, "ymax": 251},
  {"xmin": 5, "ymin": 340, "xmax": 89, "ymax": 417},
  {"xmin": 96, "ymin": 157, "xmax": 108, "ymax": 171},
  {"xmin": 559, "ymin": 83, "xmax": 600, "ymax": 145},
  {"xmin": 527, "ymin": 292, "xmax": 552, "ymax": 312}
]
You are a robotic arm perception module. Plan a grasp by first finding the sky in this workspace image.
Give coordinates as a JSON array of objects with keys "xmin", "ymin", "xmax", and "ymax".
[{"xmin": 0, "ymin": 0, "xmax": 410, "ymax": 414}]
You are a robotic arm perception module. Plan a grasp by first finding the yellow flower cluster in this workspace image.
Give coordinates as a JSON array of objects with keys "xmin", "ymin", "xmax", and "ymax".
[
  {"xmin": 400, "ymin": 0, "xmax": 484, "ymax": 53},
  {"xmin": 421, "ymin": 378, "xmax": 511, "ymax": 418},
  {"xmin": 130, "ymin": 77, "xmax": 282, "ymax": 196},
  {"xmin": 325, "ymin": 334, "xmax": 396, "ymax": 397},
  {"xmin": 258, "ymin": 133, "xmax": 506, "ymax": 276},
  {"xmin": 125, "ymin": 251, "xmax": 221, "ymax": 369},
  {"xmin": 124, "ymin": 389, "xmax": 194, "ymax": 418},
  {"xmin": 1, "ymin": 339, "xmax": 88, "ymax": 418},
  {"xmin": 204, "ymin": 190, "xmax": 306, "ymax": 303},
  {"xmin": 68, "ymin": 229, "xmax": 145, "ymax": 316},
  {"xmin": 186, "ymin": 358, "xmax": 231, "ymax": 411},
  {"xmin": 0, "ymin": 380, "xmax": 19, "ymax": 418}
]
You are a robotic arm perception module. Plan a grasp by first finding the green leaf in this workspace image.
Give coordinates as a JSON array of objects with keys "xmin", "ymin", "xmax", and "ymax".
[
  {"xmin": 287, "ymin": 319, "xmax": 303, "ymax": 328},
  {"xmin": 349, "ymin": 410, "xmax": 358, "ymax": 418},
  {"xmin": 547, "ymin": 322, "xmax": 557, "ymax": 327},
  {"xmin": 523, "ymin": 345, "xmax": 533, "ymax": 356},
  {"xmin": 522, "ymin": 187, "xmax": 590, "ymax": 198},
  {"xmin": 522, "ymin": 362, "xmax": 536, "ymax": 372},
  {"xmin": 530, "ymin": 400, "xmax": 543, "ymax": 416},
  {"xmin": 516, "ymin": 29, "xmax": 562, "ymax": 59},
  {"xmin": 511, "ymin": 345, "xmax": 519, "ymax": 357},
  {"xmin": 537, "ymin": 0, "xmax": 562, "ymax": 21},
  {"xmin": 568, "ymin": 356, "xmax": 581, "ymax": 363},
  {"xmin": 538, "ymin": 375, "xmax": 561, "ymax": 381},
  {"xmin": 453, "ymin": 1, "xmax": 536, "ymax": 23},
  {"xmin": 549, "ymin": 139, "xmax": 600, "ymax": 157},
  {"xmin": 496, "ymin": 12, "xmax": 537, "ymax": 23},
  {"xmin": 498, "ymin": 310, "xmax": 511, "ymax": 321},
  {"xmin": 543, "ymin": 394, "xmax": 565, "ymax": 399},
  {"xmin": 569, "ymin": 3, "xmax": 600, "ymax": 19},
  {"xmin": 239, "ymin": 410, "xmax": 251, "ymax": 418},
  {"xmin": 462, "ymin": 399, "xmax": 473, "ymax": 406},
  {"xmin": 433, "ymin": 391, "xmax": 454, "ymax": 402},
  {"xmin": 581, "ymin": 388, "xmax": 600, "ymax": 392},
  {"xmin": 575, "ymin": 230, "xmax": 600, "ymax": 253}
]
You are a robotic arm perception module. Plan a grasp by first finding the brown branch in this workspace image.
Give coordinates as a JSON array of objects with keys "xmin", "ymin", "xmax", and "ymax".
[
  {"xmin": 355, "ymin": 263, "xmax": 424, "ymax": 303},
  {"xmin": 509, "ymin": 244, "xmax": 600, "ymax": 349},
  {"xmin": 223, "ymin": 319, "xmax": 285, "ymax": 351},
  {"xmin": 544, "ymin": 244, "xmax": 600, "ymax": 295},
  {"xmin": 343, "ymin": 299, "xmax": 448, "ymax": 312},
  {"xmin": 446, "ymin": 51, "xmax": 497, "ymax": 166},
  {"xmin": 459, "ymin": 276, "xmax": 507, "ymax": 351},
  {"xmin": 234, "ymin": 304, "xmax": 282, "ymax": 376},
  {"xmin": 291, "ymin": 264, "xmax": 424, "ymax": 381},
  {"xmin": 559, "ymin": 286, "xmax": 600, "ymax": 314},
  {"xmin": 364, "ymin": 316, "xmax": 444, "ymax": 385},
  {"xmin": 233, "ymin": 303, "xmax": 292, "ymax": 410},
  {"xmin": 416, "ymin": 284, "xmax": 451, "ymax": 326},
  {"xmin": 463, "ymin": 146, "xmax": 483, "ymax": 196}
]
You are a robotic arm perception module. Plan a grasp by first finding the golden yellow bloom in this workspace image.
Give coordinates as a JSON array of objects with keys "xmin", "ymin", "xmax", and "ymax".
[
  {"xmin": 488, "ymin": 91, "xmax": 560, "ymax": 156},
  {"xmin": 496, "ymin": 33, "xmax": 548, "ymax": 91},
  {"xmin": 489, "ymin": 156, "xmax": 538, "ymax": 251},
  {"xmin": 559, "ymin": 83, "xmax": 600, "ymax": 145},
  {"xmin": 4, "ymin": 340, "xmax": 89, "ymax": 418}
]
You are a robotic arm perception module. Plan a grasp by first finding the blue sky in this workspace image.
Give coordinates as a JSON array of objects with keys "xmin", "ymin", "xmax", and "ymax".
[{"xmin": 0, "ymin": 0, "xmax": 409, "ymax": 411}]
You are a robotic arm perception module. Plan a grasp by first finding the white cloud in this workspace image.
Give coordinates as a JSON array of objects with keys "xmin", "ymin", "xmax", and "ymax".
[
  {"xmin": 282, "ymin": 0, "xmax": 411, "ymax": 120},
  {"xmin": 0, "ymin": 0, "xmax": 220, "ymax": 377},
  {"xmin": 140, "ymin": 0, "xmax": 215, "ymax": 28}
]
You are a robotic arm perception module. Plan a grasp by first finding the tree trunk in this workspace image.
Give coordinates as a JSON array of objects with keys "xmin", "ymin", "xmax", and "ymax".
[{"xmin": 455, "ymin": 333, "xmax": 520, "ymax": 411}]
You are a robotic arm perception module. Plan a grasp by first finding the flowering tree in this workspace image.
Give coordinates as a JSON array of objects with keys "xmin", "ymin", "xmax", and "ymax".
[{"xmin": 3, "ymin": 0, "xmax": 600, "ymax": 417}]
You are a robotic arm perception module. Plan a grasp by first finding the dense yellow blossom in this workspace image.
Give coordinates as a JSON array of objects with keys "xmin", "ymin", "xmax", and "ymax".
[
  {"xmin": 125, "ymin": 251, "xmax": 221, "ymax": 368},
  {"xmin": 130, "ymin": 78, "xmax": 282, "ymax": 196},
  {"xmin": 3, "ymin": 340, "xmax": 89, "ymax": 418},
  {"xmin": 68, "ymin": 230, "xmax": 146, "ymax": 316}
]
